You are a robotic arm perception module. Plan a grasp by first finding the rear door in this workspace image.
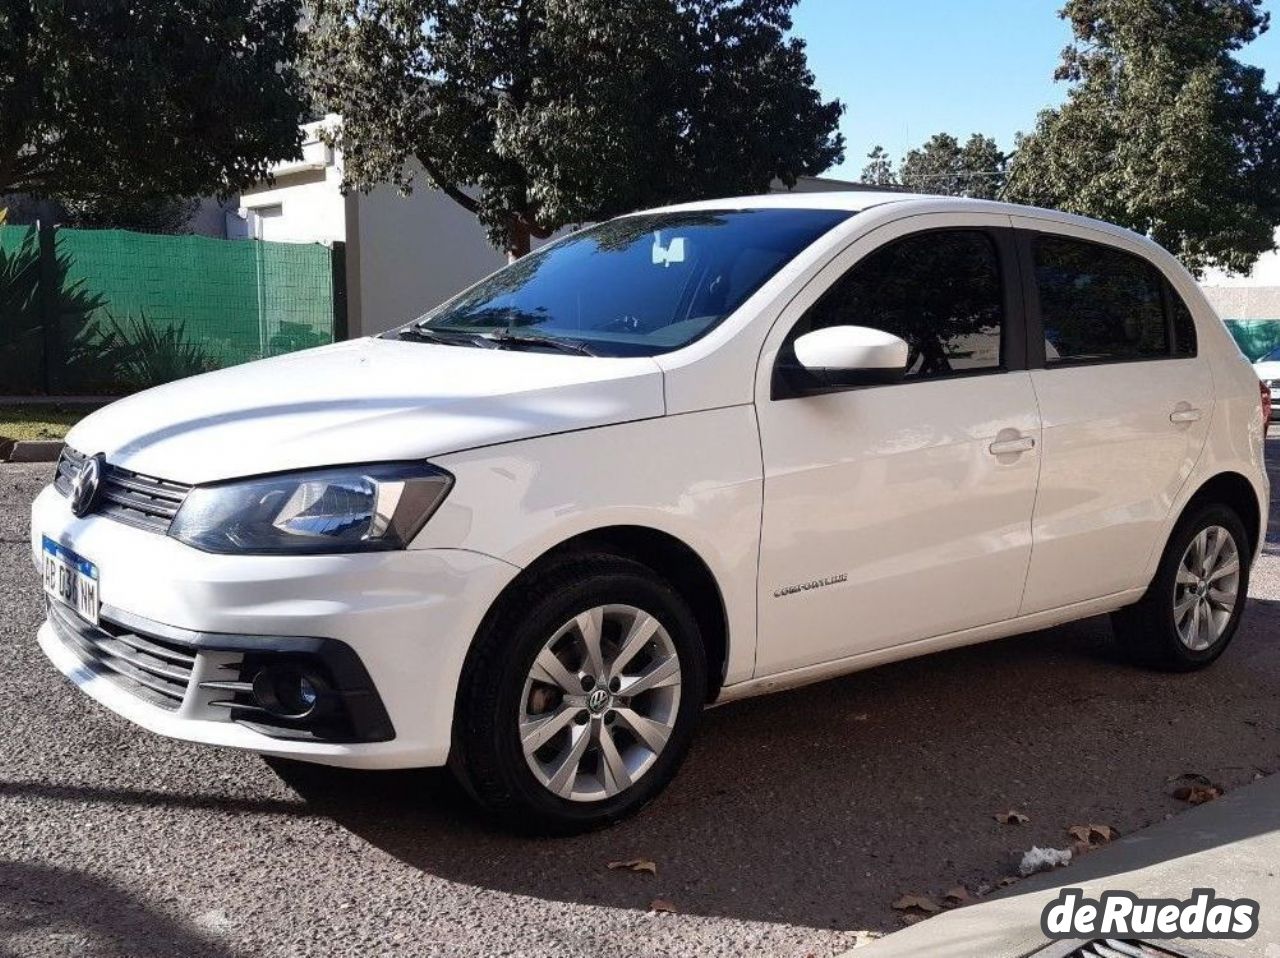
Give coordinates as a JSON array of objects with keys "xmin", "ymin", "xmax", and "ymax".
[{"xmin": 1014, "ymin": 222, "xmax": 1214, "ymax": 613}]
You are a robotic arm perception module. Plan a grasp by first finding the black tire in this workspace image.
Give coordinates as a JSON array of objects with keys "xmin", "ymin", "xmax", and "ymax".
[
  {"xmin": 1111, "ymin": 502, "xmax": 1251, "ymax": 671},
  {"xmin": 449, "ymin": 552, "xmax": 707, "ymax": 834}
]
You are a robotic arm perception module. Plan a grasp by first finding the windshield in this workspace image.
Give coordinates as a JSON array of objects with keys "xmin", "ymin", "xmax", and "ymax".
[{"xmin": 402, "ymin": 208, "xmax": 851, "ymax": 357}]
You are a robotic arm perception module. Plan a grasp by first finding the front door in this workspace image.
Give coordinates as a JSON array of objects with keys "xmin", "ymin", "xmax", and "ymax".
[{"xmin": 754, "ymin": 219, "xmax": 1043, "ymax": 676}]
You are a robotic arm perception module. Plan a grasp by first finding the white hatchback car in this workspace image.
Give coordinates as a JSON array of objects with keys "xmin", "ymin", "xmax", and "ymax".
[{"xmin": 33, "ymin": 193, "xmax": 1271, "ymax": 832}]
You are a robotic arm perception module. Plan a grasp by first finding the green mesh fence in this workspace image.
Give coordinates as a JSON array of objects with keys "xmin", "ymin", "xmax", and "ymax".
[
  {"xmin": 0, "ymin": 225, "xmax": 42, "ymax": 394},
  {"xmin": 0, "ymin": 225, "xmax": 338, "ymax": 396},
  {"xmin": 1223, "ymin": 319, "xmax": 1280, "ymax": 362}
]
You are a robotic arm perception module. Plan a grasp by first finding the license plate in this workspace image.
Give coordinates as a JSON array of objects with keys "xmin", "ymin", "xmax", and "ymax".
[{"xmin": 42, "ymin": 536, "xmax": 100, "ymax": 626}]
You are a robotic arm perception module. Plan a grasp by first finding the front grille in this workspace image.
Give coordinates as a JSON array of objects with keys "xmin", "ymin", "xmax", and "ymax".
[
  {"xmin": 55, "ymin": 447, "xmax": 191, "ymax": 534},
  {"xmin": 47, "ymin": 600, "xmax": 197, "ymax": 710}
]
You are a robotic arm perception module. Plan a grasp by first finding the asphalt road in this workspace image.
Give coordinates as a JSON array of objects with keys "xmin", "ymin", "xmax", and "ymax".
[{"xmin": 2, "ymin": 440, "xmax": 1279, "ymax": 957}]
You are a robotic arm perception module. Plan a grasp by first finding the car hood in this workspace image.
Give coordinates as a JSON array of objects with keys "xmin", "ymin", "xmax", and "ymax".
[
  {"xmin": 1254, "ymin": 360, "xmax": 1280, "ymax": 382},
  {"xmin": 65, "ymin": 338, "xmax": 666, "ymax": 484}
]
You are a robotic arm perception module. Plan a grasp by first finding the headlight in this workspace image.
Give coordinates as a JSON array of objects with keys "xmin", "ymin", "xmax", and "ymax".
[{"xmin": 168, "ymin": 463, "xmax": 453, "ymax": 555}]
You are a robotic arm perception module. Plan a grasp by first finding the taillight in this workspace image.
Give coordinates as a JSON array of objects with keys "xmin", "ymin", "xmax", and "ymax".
[{"xmin": 1263, "ymin": 380, "xmax": 1273, "ymax": 429}]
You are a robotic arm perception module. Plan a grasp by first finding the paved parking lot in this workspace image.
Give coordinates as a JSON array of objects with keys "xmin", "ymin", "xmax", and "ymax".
[{"xmin": 2, "ymin": 440, "xmax": 1279, "ymax": 957}]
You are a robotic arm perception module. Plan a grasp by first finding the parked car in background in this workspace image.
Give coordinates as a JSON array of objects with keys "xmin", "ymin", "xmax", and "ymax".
[
  {"xmin": 32, "ymin": 193, "xmax": 1271, "ymax": 833},
  {"xmin": 1255, "ymin": 345, "xmax": 1279, "ymax": 427}
]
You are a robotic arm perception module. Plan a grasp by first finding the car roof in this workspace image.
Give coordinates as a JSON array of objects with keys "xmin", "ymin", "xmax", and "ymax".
[
  {"xmin": 637, "ymin": 190, "xmax": 926, "ymax": 215},
  {"xmin": 630, "ymin": 191, "xmax": 1163, "ymax": 259}
]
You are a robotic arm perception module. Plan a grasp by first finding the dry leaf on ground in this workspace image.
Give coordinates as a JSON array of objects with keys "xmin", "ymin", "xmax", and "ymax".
[
  {"xmin": 1067, "ymin": 824, "xmax": 1117, "ymax": 846},
  {"xmin": 607, "ymin": 858, "xmax": 657, "ymax": 875},
  {"xmin": 994, "ymin": 809, "xmax": 1030, "ymax": 825},
  {"xmin": 649, "ymin": 898, "xmax": 677, "ymax": 914},
  {"xmin": 942, "ymin": 886, "xmax": 970, "ymax": 907},
  {"xmin": 891, "ymin": 894, "xmax": 941, "ymax": 914},
  {"xmin": 1172, "ymin": 784, "xmax": 1223, "ymax": 805}
]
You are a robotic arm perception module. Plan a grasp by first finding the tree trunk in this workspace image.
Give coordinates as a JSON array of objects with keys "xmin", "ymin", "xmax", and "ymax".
[{"xmin": 506, "ymin": 218, "xmax": 531, "ymax": 262}]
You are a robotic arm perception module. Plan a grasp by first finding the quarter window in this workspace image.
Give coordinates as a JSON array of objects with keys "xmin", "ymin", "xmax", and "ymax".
[
  {"xmin": 797, "ymin": 230, "xmax": 1005, "ymax": 380},
  {"xmin": 1034, "ymin": 236, "xmax": 1168, "ymax": 364}
]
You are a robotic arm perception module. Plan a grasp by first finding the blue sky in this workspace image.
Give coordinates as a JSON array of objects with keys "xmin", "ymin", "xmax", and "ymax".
[{"xmin": 791, "ymin": 0, "xmax": 1280, "ymax": 180}]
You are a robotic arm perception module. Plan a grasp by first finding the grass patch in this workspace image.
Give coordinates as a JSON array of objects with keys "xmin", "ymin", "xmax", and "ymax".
[{"xmin": 0, "ymin": 404, "xmax": 94, "ymax": 441}]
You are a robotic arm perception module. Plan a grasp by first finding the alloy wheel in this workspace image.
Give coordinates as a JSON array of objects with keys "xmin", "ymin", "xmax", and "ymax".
[
  {"xmin": 1173, "ymin": 525, "xmax": 1241, "ymax": 652},
  {"xmin": 518, "ymin": 604, "xmax": 682, "ymax": 802}
]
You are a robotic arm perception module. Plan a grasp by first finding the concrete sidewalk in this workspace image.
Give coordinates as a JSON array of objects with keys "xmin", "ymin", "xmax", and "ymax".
[{"xmin": 852, "ymin": 773, "xmax": 1280, "ymax": 957}]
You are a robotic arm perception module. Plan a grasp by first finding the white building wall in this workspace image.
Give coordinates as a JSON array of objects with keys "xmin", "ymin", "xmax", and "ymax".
[
  {"xmin": 239, "ymin": 117, "xmax": 348, "ymax": 245},
  {"xmin": 1200, "ymin": 226, "xmax": 1280, "ymax": 322}
]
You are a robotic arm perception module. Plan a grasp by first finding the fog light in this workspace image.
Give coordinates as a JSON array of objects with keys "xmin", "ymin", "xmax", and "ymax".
[{"xmin": 252, "ymin": 667, "xmax": 328, "ymax": 719}]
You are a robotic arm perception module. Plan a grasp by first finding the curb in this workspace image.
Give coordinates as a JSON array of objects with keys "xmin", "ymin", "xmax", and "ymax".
[{"xmin": 3, "ymin": 439, "xmax": 64, "ymax": 463}]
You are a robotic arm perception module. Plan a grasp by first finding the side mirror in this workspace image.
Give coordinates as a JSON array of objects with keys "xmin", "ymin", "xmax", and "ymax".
[{"xmin": 775, "ymin": 325, "xmax": 909, "ymax": 397}]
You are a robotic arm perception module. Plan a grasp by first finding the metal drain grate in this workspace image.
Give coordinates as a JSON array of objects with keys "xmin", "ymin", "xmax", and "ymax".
[{"xmin": 1035, "ymin": 940, "xmax": 1212, "ymax": 958}]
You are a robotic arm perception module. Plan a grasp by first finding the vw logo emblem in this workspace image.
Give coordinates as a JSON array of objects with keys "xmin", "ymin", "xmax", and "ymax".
[
  {"xmin": 70, "ymin": 453, "xmax": 105, "ymax": 518},
  {"xmin": 587, "ymin": 687, "xmax": 610, "ymax": 714}
]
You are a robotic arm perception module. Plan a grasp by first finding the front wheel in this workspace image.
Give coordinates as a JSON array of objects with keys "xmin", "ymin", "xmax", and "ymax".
[
  {"xmin": 450, "ymin": 554, "xmax": 706, "ymax": 833},
  {"xmin": 1111, "ymin": 503, "xmax": 1251, "ymax": 671}
]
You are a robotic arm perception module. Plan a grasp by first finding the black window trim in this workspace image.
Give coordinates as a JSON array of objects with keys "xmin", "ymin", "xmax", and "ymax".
[
  {"xmin": 1017, "ymin": 228, "xmax": 1197, "ymax": 370},
  {"xmin": 771, "ymin": 225, "xmax": 1027, "ymax": 401},
  {"xmin": 1163, "ymin": 277, "xmax": 1200, "ymax": 359}
]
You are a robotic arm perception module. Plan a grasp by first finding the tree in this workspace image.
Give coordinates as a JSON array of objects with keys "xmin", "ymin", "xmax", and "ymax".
[
  {"xmin": 58, "ymin": 195, "xmax": 199, "ymax": 235},
  {"xmin": 1005, "ymin": 0, "xmax": 1280, "ymax": 274},
  {"xmin": 0, "ymin": 0, "xmax": 307, "ymax": 202},
  {"xmin": 860, "ymin": 145, "xmax": 898, "ymax": 187},
  {"xmin": 307, "ymin": 0, "xmax": 845, "ymax": 259},
  {"xmin": 898, "ymin": 133, "xmax": 1007, "ymax": 199}
]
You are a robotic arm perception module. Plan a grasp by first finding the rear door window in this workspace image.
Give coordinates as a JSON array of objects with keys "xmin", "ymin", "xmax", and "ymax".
[{"xmin": 1034, "ymin": 236, "xmax": 1168, "ymax": 365}]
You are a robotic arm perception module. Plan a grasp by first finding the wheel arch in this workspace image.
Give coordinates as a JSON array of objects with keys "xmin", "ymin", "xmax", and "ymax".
[
  {"xmin": 1178, "ymin": 471, "xmax": 1264, "ymax": 558},
  {"xmin": 480, "ymin": 525, "xmax": 730, "ymax": 702}
]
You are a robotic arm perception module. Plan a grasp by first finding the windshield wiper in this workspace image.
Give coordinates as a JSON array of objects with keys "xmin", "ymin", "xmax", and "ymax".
[
  {"xmin": 398, "ymin": 326, "xmax": 497, "ymax": 348},
  {"xmin": 481, "ymin": 330, "xmax": 597, "ymax": 356}
]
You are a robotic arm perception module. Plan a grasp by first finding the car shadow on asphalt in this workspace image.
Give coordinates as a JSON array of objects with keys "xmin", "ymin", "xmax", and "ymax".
[
  {"xmin": 0, "ymin": 860, "xmax": 240, "ymax": 958},
  {"xmin": 269, "ymin": 594, "xmax": 1280, "ymax": 933}
]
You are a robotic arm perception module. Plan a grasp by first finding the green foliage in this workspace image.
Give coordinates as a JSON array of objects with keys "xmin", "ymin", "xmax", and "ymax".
[
  {"xmin": 860, "ymin": 146, "xmax": 897, "ymax": 187},
  {"xmin": 107, "ymin": 313, "xmax": 217, "ymax": 390},
  {"xmin": 1005, "ymin": 0, "xmax": 1280, "ymax": 274},
  {"xmin": 58, "ymin": 195, "xmax": 200, "ymax": 235},
  {"xmin": 0, "ymin": 0, "xmax": 307, "ymax": 201},
  {"xmin": 0, "ymin": 229, "xmax": 120, "ymax": 394},
  {"xmin": 899, "ymin": 133, "xmax": 1007, "ymax": 199},
  {"xmin": 307, "ymin": 0, "xmax": 845, "ymax": 257}
]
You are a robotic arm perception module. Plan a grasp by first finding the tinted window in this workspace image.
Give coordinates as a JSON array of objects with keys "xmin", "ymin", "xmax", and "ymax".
[
  {"xmin": 1035, "ymin": 236, "xmax": 1168, "ymax": 364},
  {"xmin": 409, "ymin": 208, "xmax": 850, "ymax": 357},
  {"xmin": 1168, "ymin": 285, "xmax": 1198, "ymax": 357},
  {"xmin": 798, "ymin": 230, "xmax": 1004, "ymax": 379}
]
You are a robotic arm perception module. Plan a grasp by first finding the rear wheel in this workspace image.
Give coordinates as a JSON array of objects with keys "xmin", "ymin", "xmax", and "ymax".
[
  {"xmin": 1111, "ymin": 503, "xmax": 1251, "ymax": 671},
  {"xmin": 450, "ymin": 554, "xmax": 706, "ymax": 833}
]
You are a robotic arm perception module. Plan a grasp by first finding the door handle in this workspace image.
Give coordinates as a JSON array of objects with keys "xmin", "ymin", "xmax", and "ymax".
[
  {"xmin": 988, "ymin": 436, "xmax": 1035, "ymax": 456},
  {"xmin": 1170, "ymin": 407, "xmax": 1202, "ymax": 424}
]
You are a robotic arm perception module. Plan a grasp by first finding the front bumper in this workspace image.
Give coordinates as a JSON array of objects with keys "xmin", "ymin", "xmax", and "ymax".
[{"xmin": 32, "ymin": 484, "xmax": 520, "ymax": 769}]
